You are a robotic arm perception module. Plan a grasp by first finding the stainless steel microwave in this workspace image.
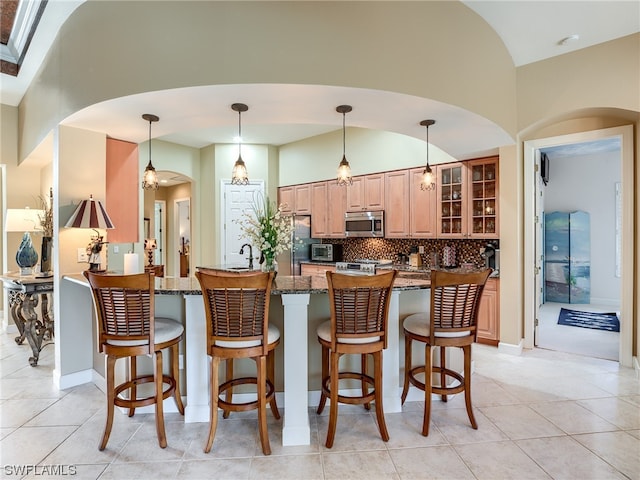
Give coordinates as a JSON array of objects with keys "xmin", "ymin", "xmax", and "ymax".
[
  {"xmin": 311, "ymin": 243, "xmax": 342, "ymax": 262},
  {"xmin": 344, "ymin": 211, "xmax": 384, "ymax": 238}
]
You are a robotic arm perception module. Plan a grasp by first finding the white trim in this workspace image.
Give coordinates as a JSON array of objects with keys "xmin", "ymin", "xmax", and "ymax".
[
  {"xmin": 53, "ymin": 368, "xmax": 94, "ymax": 390},
  {"xmin": 523, "ymin": 125, "xmax": 633, "ymax": 367},
  {"xmin": 498, "ymin": 339, "xmax": 524, "ymax": 356}
]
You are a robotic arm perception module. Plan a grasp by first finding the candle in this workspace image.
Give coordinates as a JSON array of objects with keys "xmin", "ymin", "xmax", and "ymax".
[{"xmin": 124, "ymin": 253, "xmax": 140, "ymax": 275}]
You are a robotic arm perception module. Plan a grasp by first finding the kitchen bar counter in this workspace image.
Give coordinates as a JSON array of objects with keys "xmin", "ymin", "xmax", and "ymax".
[{"xmin": 61, "ymin": 273, "xmax": 430, "ymax": 446}]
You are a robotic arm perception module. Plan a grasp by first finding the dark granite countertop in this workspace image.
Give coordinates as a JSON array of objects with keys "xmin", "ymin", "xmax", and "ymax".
[{"xmin": 63, "ymin": 272, "xmax": 430, "ymax": 295}]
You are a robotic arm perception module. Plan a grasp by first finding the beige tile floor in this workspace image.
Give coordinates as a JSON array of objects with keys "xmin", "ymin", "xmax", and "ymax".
[{"xmin": 1, "ymin": 330, "xmax": 639, "ymax": 480}]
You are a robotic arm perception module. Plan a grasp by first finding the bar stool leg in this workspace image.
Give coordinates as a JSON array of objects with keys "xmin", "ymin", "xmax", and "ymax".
[
  {"xmin": 154, "ymin": 350, "xmax": 167, "ymax": 448},
  {"xmin": 100, "ymin": 355, "xmax": 117, "ymax": 451},
  {"xmin": 205, "ymin": 356, "xmax": 220, "ymax": 453}
]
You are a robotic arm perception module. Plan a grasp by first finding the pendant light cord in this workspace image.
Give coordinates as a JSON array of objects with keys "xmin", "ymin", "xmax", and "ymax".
[
  {"xmin": 238, "ymin": 109, "xmax": 242, "ymax": 158},
  {"xmin": 342, "ymin": 110, "xmax": 346, "ymax": 156},
  {"xmin": 148, "ymin": 118, "xmax": 152, "ymax": 163}
]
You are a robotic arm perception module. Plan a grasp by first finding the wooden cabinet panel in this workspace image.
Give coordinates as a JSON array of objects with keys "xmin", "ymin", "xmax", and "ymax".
[
  {"xmin": 347, "ymin": 173, "xmax": 385, "ymax": 211},
  {"xmin": 106, "ymin": 138, "xmax": 139, "ymax": 243},
  {"xmin": 294, "ymin": 184, "xmax": 311, "ymax": 214},
  {"xmin": 278, "ymin": 184, "xmax": 311, "ymax": 215},
  {"xmin": 437, "ymin": 162, "xmax": 467, "ymax": 238},
  {"xmin": 477, "ymin": 278, "xmax": 499, "ymax": 345},
  {"xmin": 409, "ymin": 167, "xmax": 437, "ymax": 238},
  {"xmin": 301, "ymin": 263, "xmax": 336, "ymax": 277},
  {"xmin": 310, "ymin": 181, "xmax": 328, "ymax": 238},
  {"xmin": 384, "ymin": 170, "xmax": 410, "ymax": 237},
  {"xmin": 278, "ymin": 186, "xmax": 294, "ymax": 214},
  {"xmin": 467, "ymin": 156, "xmax": 499, "ymax": 239},
  {"xmin": 327, "ymin": 181, "xmax": 347, "ymax": 237}
]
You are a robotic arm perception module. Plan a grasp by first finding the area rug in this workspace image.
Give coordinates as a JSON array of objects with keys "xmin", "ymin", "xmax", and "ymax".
[{"xmin": 557, "ymin": 308, "xmax": 620, "ymax": 332}]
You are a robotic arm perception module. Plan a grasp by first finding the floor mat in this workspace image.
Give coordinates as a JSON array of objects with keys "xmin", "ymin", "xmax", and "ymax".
[{"xmin": 557, "ymin": 307, "xmax": 620, "ymax": 332}]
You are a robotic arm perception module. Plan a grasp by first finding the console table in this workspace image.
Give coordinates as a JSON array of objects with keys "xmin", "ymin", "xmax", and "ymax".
[{"xmin": 1, "ymin": 273, "xmax": 54, "ymax": 366}]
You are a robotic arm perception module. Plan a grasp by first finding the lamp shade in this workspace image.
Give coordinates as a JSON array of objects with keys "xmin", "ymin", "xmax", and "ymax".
[
  {"xmin": 64, "ymin": 195, "xmax": 115, "ymax": 229},
  {"xmin": 5, "ymin": 208, "xmax": 44, "ymax": 232}
]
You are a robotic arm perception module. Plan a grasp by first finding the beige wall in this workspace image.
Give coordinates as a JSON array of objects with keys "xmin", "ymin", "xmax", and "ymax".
[
  {"xmin": 279, "ymin": 128, "xmax": 456, "ymax": 186},
  {"xmin": 18, "ymin": 1, "xmax": 515, "ymax": 162}
]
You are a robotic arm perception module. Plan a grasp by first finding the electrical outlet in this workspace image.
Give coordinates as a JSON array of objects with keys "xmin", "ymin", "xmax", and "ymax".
[
  {"xmin": 113, "ymin": 245, "xmax": 119, "ymax": 254},
  {"xmin": 418, "ymin": 245, "xmax": 425, "ymax": 254},
  {"xmin": 77, "ymin": 247, "xmax": 88, "ymax": 263}
]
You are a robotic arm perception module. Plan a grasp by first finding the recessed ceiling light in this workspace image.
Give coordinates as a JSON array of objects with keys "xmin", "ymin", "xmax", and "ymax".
[{"xmin": 559, "ymin": 34, "xmax": 580, "ymax": 46}]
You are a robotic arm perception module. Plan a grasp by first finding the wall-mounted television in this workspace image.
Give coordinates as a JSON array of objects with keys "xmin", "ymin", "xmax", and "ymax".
[{"xmin": 541, "ymin": 152, "xmax": 550, "ymax": 185}]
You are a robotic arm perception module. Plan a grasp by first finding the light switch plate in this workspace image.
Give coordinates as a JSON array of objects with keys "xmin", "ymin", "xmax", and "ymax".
[{"xmin": 77, "ymin": 247, "xmax": 88, "ymax": 263}]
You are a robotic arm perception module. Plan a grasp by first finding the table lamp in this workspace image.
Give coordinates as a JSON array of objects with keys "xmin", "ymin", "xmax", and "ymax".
[
  {"xmin": 65, "ymin": 195, "xmax": 115, "ymax": 271},
  {"xmin": 5, "ymin": 208, "xmax": 45, "ymax": 275},
  {"xmin": 144, "ymin": 238, "xmax": 157, "ymax": 267}
]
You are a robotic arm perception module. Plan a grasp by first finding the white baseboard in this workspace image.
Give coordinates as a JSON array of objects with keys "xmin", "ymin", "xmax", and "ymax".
[
  {"xmin": 53, "ymin": 368, "xmax": 94, "ymax": 390},
  {"xmin": 633, "ymin": 356, "xmax": 640, "ymax": 378},
  {"xmin": 498, "ymin": 339, "xmax": 524, "ymax": 356}
]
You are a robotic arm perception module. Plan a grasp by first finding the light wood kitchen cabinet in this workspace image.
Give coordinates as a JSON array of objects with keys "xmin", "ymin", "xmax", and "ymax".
[
  {"xmin": 467, "ymin": 156, "xmax": 499, "ymax": 239},
  {"xmin": 309, "ymin": 181, "xmax": 346, "ymax": 238},
  {"xmin": 384, "ymin": 168, "xmax": 437, "ymax": 238},
  {"xmin": 437, "ymin": 162, "xmax": 467, "ymax": 238},
  {"xmin": 409, "ymin": 167, "xmax": 438, "ymax": 237},
  {"xmin": 437, "ymin": 157, "xmax": 499, "ymax": 239},
  {"xmin": 477, "ymin": 277, "xmax": 499, "ymax": 345},
  {"xmin": 326, "ymin": 181, "xmax": 347, "ymax": 237},
  {"xmin": 301, "ymin": 263, "xmax": 336, "ymax": 277},
  {"xmin": 278, "ymin": 186, "xmax": 294, "ymax": 214},
  {"xmin": 310, "ymin": 181, "xmax": 328, "ymax": 238},
  {"xmin": 347, "ymin": 173, "xmax": 385, "ymax": 212},
  {"xmin": 278, "ymin": 184, "xmax": 311, "ymax": 215},
  {"xmin": 384, "ymin": 170, "xmax": 410, "ymax": 237}
]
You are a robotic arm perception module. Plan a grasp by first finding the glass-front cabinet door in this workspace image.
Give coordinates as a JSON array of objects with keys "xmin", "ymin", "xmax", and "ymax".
[
  {"xmin": 437, "ymin": 163, "xmax": 467, "ymax": 238},
  {"xmin": 467, "ymin": 157, "xmax": 499, "ymax": 239}
]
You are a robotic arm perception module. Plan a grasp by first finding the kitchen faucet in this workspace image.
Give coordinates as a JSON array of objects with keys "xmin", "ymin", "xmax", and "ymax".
[{"xmin": 239, "ymin": 243, "xmax": 253, "ymax": 269}]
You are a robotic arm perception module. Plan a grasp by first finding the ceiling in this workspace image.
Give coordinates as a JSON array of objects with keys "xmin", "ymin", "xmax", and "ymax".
[{"xmin": 2, "ymin": 1, "xmax": 638, "ymax": 171}]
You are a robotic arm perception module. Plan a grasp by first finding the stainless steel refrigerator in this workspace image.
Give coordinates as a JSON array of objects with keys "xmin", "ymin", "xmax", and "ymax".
[{"xmin": 277, "ymin": 215, "xmax": 320, "ymax": 275}]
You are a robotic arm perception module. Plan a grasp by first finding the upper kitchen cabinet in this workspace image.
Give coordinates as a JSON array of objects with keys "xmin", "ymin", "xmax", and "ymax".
[
  {"xmin": 384, "ymin": 170, "xmax": 410, "ymax": 237},
  {"xmin": 310, "ymin": 180, "xmax": 347, "ymax": 238},
  {"xmin": 437, "ymin": 162, "xmax": 467, "ymax": 238},
  {"xmin": 409, "ymin": 167, "xmax": 437, "ymax": 237},
  {"xmin": 346, "ymin": 173, "xmax": 385, "ymax": 212},
  {"xmin": 385, "ymin": 169, "xmax": 437, "ymax": 238},
  {"xmin": 437, "ymin": 156, "xmax": 499, "ymax": 239},
  {"xmin": 278, "ymin": 184, "xmax": 311, "ymax": 215},
  {"xmin": 278, "ymin": 186, "xmax": 294, "ymax": 214},
  {"xmin": 310, "ymin": 181, "xmax": 328, "ymax": 237},
  {"xmin": 467, "ymin": 156, "xmax": 499, "ymax": 239},
  {"xmin": 326, "ymin": 181, "xmax": 347, "ymax": 237}
]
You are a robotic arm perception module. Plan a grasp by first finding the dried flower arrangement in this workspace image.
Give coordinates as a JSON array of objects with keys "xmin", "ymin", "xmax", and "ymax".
[{"xmin": 38, "ymin": 187, "xmax": 54, "ymax": 237}]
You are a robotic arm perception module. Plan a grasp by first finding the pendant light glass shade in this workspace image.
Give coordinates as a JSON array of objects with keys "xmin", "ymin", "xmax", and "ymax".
[
  {"xmin": 141, "ymin": 114, "xmax": 159, "ymax": 190},
  {"xmin": 336, "ymin": 105, "xmax": 353, "ymax": 186},
  {"xmin": 231, "ymin": 103, "xmax": 250, "ymax": 185},
  {"xmin": 420, "ymin": 119, "xmax": 436, "ymax": 191}
]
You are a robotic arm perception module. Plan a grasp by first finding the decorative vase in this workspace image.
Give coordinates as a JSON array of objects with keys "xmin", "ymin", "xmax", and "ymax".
[
  {"xmin": 40, "ymin": 236, "xmax": 53, "ymax": 274},
  {"xmin": 261, "ymin": 252, "xmax": 277, "ymax": 274},
  {"xmin": 16, "ymin": 232, "xmax": 38, "ymax": 275}
]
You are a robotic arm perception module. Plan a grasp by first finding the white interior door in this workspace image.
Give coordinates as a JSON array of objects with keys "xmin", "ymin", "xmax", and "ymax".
[
  {"xmin": 534, "ymin": 150, "xmax": 544, "ymax": 346},
  {"xmin": 221, "ymin": 180, "xmax": 264, "ymax": 266}
]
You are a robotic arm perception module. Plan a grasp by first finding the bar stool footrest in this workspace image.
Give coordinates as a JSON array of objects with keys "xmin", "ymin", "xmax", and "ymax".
[{"xmin": 114, "ymin": 374, "xmax": 177, "ymax": 409}]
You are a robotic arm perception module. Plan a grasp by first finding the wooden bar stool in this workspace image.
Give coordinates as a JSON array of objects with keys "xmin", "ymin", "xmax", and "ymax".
[
  {"xmin": 401, "ymin": 268, "xmax": 491, "ymax": 436},
  {"xmin": 195, "ymin": 270, "xmax": 280, "ymax": 455},
  {"xmin": 84, "ymin": 271, "xmax": 185, "ymax": 450},
  {"xmin": 316, "ymin": 270, "xmax": 397, "ymax": 448}
]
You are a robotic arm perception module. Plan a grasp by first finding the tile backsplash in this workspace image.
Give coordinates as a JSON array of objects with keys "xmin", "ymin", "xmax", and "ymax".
[{"xmin": 323, "ymin": 238, "xmax": 499, "ymax": 268}]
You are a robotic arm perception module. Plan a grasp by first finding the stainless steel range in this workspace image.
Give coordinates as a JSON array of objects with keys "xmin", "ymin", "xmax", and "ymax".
[{"xmin": 335, "ymin": 261, "xmax": 377, "ymax": 275}]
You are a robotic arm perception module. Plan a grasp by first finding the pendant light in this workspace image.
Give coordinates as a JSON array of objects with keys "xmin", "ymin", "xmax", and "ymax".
[
  {"xmin": 419, "ymin": 119, "xmax": 436, "ymax": 191},
  {"xmin": 231, "ymin": 103, "xmax": 249, "ymax": 185},
  {"xmin": 336, "ymin": 105, "xmax": 353, "ymax": 186},
  {"xmin": 141, "ymin": 114, "xmax": 160, "ymax": 190}
]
